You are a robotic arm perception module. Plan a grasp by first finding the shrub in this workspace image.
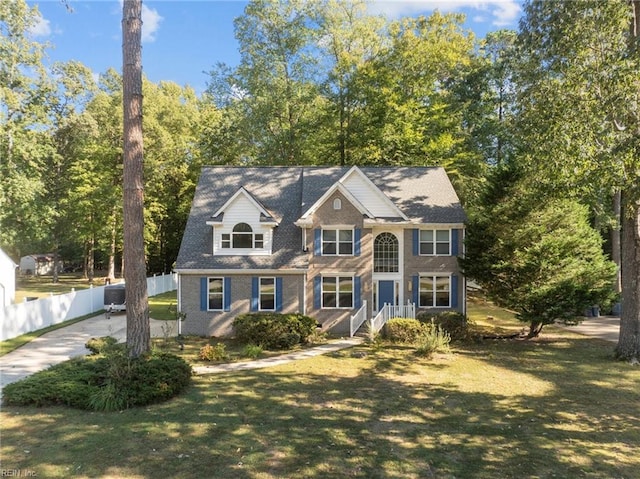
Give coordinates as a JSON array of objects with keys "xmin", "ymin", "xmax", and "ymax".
[
  {"xmin": 233, "ymin": 313, "xmax": 317, "ymax": 350},
  {"xmin": 199, "ymin": 343, "xmax": 228, "ymax": 362},
  {"xmin": 415, "ymin": 323, "xmax": 451, "ymax": 358},
  {"xmin": 85, "ymin": 336, "xmax": 119, "ymax": 355},
  {"xmin": 243, "ymin": 344, "xmax": 263, "ymax": 359},
  {"xmin": 417, "ymin": 311, "xmax": 471, "ymax": 341},
  {"xmin": 384, "ymin": 318, "xmax": 426, "ymax": 343},
  {"xmin": 89, "ymin": 352, "xmax": 192, "ymax": 411},
  {"xmin": 3, "ymin": 351, "xmax": 192, "ymax": 412}
]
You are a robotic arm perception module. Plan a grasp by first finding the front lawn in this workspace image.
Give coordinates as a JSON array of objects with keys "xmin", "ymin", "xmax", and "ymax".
[{"xmin": 1, "ymin": 302, "xmax": 638, "ymax": 478}]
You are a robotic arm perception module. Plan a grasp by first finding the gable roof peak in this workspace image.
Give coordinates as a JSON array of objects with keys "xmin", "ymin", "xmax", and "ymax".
[{"xmin": 212, "ymin": 185, "xmax": 279, "ymax": 224}]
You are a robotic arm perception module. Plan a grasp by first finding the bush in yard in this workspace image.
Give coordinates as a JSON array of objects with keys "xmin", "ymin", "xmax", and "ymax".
[
  {"xmin": 199, "ymin": 343, "xmax": 229, "ymax": 361},
  {"xmin": 3, "ymin": 349, "xmax": 192, "ymax": 412},
  {"xmin": 417, "ymin": 311, "xmax": 471, "ymax": 341},
  {"xmin": 384, "ymin": 318, "xmax": 427, "ymax": 343},
  {"xmin": 85, "ymin": 336, "xmax": 119, "ymax": 355},
  {"xmin": 233, "ymin": 312, "xmax": 317, "ymax": 350},
  {"xmin": 415, "ymin": 323, "xmax": 451, "ymax": 357},
  {"xmin": 243, "ymin": 344, "xmax": 263, "ymax": 359}
]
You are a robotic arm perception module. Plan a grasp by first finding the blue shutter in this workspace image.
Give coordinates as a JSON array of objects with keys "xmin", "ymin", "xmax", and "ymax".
[
  {"xmin": 354, "ymin": 276, "xmax": 361, "ymax": 309},
  {"xmin": 251, "ymin": 277, "xmax": 259, "ymax": 311},
  {"xmin": 314, "ymin": 276, "xmax": 322, "ymax": 309},
  {"xmin": 413, "ymin": 229, "xmax": 419, "ymax": 256},
  {"xmin": 451, "ymin": 274, "xmax": 458, "ymax": 308},
  {"xmin": 354, "ymin": 228, "xmax": 361, "ymax": 256},
  {"xmin": 276, "ymin": 277, "xmax": 283, "ymax": 311},
  {"xmin": 223, "ymin": 277, "xmax": 231, "ymax": 312},
  {"xmin": 412, "ymin": 275, "xmax": 419, "ymax": 306},
  {"xmin": 314, "ymin": 229, "xmax": 322, "ymax": 256},
  {"xmin": 200, "ymin": 277, "xmax": 208, "ymax": 311},
  {"xmin": 451, "ymin": 229, "xmax": 459, "ymax": 256}
]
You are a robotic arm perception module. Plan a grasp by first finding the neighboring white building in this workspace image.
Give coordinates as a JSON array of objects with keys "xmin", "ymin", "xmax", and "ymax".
[
  {"xmin": 0, "ymin": 248, "xmax": 18, "ymax": 307},
  {"xmin": 19, "ymin": 253, "xmax": 63, "ymax": 276}
]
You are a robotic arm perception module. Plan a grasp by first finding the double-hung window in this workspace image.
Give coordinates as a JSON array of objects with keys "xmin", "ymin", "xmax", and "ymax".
[
  {"xmin": 419, "ymin": 275, "xmax": 450, "ymax": 307},
  {"xmin": 322, "ymin": 229, "xmax": 353, "ymax": 255},
  {"xmin": 208, "ymin": 277, "xmax": 224, "ymax": 310},
  {"xmin": 419, "ymin": 229, "xmax": 451, "ymax": 255},
  {"xmin": 321, "ymin": 276, "xmax": 353, "ymax": 308},
  {"xmin": 259, "ymin": 277, "xmax": 275, "ymax": 311}
]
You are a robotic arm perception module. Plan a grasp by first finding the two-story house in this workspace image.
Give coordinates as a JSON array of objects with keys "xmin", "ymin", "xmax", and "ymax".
[{"xmin": 175, "ymin": 166, "xmax": 466, "ymax": 337}]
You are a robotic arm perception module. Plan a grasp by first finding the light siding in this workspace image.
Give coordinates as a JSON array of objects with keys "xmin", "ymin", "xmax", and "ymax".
[{"xmin": 213, "ymin": 194, "xmax": 273, "ymax": 256}]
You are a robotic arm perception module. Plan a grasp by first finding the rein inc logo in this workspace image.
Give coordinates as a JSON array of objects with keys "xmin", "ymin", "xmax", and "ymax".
[{"xmin": 1, "ymin": 471, "xmax": 37, "ymax": 477}]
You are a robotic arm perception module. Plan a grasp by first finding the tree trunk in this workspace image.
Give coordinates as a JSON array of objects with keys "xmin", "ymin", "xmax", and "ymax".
[
  {"xmin": 122, "ymin": 0, "xmax": 149, "ymax": 358},
  {"xmin": 616, "ymin": 0, "xmax": 640, "ymax": 363},
  {"xmin": 616, "ymin": 198, "xmax": 640, "ymax": 362},
  {"xmin": 527, "ymin": 320, "xmax": 544, "ymax": 338}
]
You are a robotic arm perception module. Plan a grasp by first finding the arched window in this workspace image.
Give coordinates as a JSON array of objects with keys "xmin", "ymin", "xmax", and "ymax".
[
  {"xmin": 232, "ymin": 223, "xmax": 253, "ymax": 248},
  {"xmin": 221, "ymin": 223, "xmax": 265, "ymax": 249},
  {"xmin": 374, "ymin": 232, "xmax": 399, "ymax": 272}
]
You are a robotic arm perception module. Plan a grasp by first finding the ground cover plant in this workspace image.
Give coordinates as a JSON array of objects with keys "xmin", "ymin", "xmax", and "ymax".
[
  {"xmin": 2, "ymin": 343, "xmax": 192, "ymax": 411},
  {"xmin": 1, "ymin": 300, "xmax": 638, "ymax": 478}
]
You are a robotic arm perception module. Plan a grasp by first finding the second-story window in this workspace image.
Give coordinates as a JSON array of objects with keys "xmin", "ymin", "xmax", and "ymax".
[
  {"xmin": 322, "ymin": 229, "xmax": 353, "ymax": 255},
  {"xmin": 419, "ymin": 229, "xmax": 451, "ymax": 255},
  {"xmin": 374, "ymin": 232, "xmax": 399, "ymax": 272},
  {"xmin": 221, "ymin": 223, "xmax": 264, "ymax": 249}
]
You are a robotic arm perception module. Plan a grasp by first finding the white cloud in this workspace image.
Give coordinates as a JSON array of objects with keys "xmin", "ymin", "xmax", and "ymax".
[
  {"xmin": 142, "ymin": 4, "xmax": 163, "ymax": 43},
  {"xmin": 117, "ymin": 1, "xmax": 163, "ymax": 43},
  {"xmin": 28, "ymin": 15, "xmax": 52, "ymax": 38},
  {"xmin": 490, "ymin": 1, "xmax": 521, "ymax": 26},
  {"xmin": 366, "ymin": 0, "xmax": 521, "ymax": 27}
]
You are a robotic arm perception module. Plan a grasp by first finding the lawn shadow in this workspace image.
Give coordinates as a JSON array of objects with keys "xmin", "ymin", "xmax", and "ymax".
[{"xmin": 1, "ymin": 334, "xmax": 638, "ymax": 478}]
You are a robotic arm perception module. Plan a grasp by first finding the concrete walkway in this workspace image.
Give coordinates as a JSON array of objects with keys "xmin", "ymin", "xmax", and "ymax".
[
  {"xmin": 0, "ymin": 313, "xmax": 177, "ymax": 392},
  {"xmin": 556, "ymin": 316, "xmax": 620, "ymax": 343},
  {"xmin": 192, "ymin": 338, "xmax": 363, "ymax": 375}
]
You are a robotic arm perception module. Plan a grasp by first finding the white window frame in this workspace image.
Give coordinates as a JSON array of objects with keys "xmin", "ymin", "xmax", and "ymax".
[
  {"xmin": 221, "ymin": 224, "xmax": 264, "ymax": 249},
  {"xmin": 208, "ymin": 277, "xmax": 225, "ymax": 311},
  {"xmin": 321, "ymin": 275, "xmax": 354, "ymax": 309},
  {"xmin": 419, "ymin": 229, "xmax": 451, "ymax": 256},
  {"xmin": 418, "ymin": 274, "xmax": 451, "ymax": 308},
  {"xmin": 259, "ymin": 277, "xmax": 276, "ymax": 311},
  {"xmin": 322, "ymin": 228, "xmax": 354, "ymax": 256}
]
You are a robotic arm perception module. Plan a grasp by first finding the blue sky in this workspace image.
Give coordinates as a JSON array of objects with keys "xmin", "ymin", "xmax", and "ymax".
[{"xmin": 27, "ymin": 1, "xmax": 522, "ymax": 94}]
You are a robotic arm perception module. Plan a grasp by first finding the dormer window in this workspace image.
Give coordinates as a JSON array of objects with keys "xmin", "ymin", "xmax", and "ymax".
[{"xmin": 221, "ymin": 223, "xmax": 264, "ymax": 249}]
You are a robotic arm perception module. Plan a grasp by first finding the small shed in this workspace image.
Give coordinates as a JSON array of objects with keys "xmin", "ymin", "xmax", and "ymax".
[
  {"xmin": 0, "ymin": 248, "xmax": 18, "ymax": 307},
  {"xmin": 19, "ymin": 254, "xmax": 63, "ymax": 276}
]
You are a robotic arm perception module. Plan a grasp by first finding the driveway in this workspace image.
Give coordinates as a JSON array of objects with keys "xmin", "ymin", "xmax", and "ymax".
[
  {"xmin": 556, "ymin": 316, "xmax": 620, "ymax": 343},
  {"xmin": 0, "ymin": 313, "xmax": 178, "ymax": 392}
]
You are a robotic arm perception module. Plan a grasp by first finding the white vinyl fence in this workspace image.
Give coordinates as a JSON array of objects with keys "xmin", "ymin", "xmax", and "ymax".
[{"xmin": 0, "ymin": 273, "xmax": 177, "ymax": 341}]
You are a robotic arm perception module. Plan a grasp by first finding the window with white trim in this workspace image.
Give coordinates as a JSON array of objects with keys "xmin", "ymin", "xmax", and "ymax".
[
  {"xmin": 322, "ymin": 229, "xmax": 353, "ymax": 255},
  {"xmin": 419, "ymin": 275, "xmax": 450, "ymax": 307},
  {"xmin": 208, "ymin": 277, "xmax": 224, "ymax": 310},
  {"xmin": 419, "ymin": 229, "xmax": 451, "ymax": 255},
  {"xmin": 222, "ymin": 223, "xmax": 264, "ymax": 249},
  {"xmin": 374, "ymin": 232, "xmax": 399, "ymax": 272},
  {"xmin": 322, "ymin": 276, "xmax": 353, "ymax": 308},
  {"xmin": 259, "ymin": 277, "xmax": 276, "ymax": 311}
]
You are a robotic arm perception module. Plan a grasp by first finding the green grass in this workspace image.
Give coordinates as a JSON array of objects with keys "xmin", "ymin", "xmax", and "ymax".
[
  {"xmin": 1, "ymin": 300, "xmax": 638, "ymax": 478},
  {"xmin": 15, "ymin": 274, "xmax": 115, "ymax": 302}
]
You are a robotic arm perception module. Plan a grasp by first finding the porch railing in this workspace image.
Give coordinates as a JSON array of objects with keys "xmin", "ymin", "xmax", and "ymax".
[
  {"xmin": 349, "ymin": 300, "xmax": 368, "ymax": 337},
  {"xmin": 370, "ymin": 302, "xmax": 416, "ymax": 335}
]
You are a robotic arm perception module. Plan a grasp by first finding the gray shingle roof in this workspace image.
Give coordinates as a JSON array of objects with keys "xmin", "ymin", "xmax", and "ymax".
[{"xmin": 176, "ymin": 166, "xmax": 465, "ymax": 271}]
